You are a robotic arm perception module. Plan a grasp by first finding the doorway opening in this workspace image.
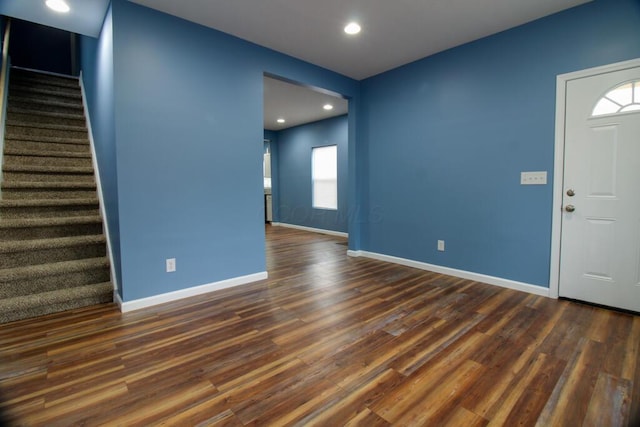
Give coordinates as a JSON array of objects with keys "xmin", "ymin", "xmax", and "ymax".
[{"xmin": 262, "ymin": 74, "xmax": 350, "ymax": 244}]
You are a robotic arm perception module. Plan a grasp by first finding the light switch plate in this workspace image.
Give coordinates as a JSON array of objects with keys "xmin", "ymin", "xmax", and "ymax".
[{"xmin": 521, "ymin": 171, "xmax": 547, "ymax": 185}]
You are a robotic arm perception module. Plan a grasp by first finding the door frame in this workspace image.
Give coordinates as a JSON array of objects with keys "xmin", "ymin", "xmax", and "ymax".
[{"xmin": 549, "ymin": 57, "xmax": 640, "ymax": 299}]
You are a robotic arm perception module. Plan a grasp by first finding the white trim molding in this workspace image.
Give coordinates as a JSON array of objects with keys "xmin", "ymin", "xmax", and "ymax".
[
  {"xmin": 117, "ymin": 271, "xmax": 268, "ymax": 312},
  {"xmin": 551, "ymin": 57, "xmax": 640, "ymax": 299},
  {"xmin": 79, "ymin": 72, "xmax": 120, "ymax": 296},
  {"xmin": 348, "ymin": 250, "xmax": 550, "ymax": 297},
  {"xmin": 0, "ymin": 30, "xmax": 10, "ymax": 197},
  {"xmin": 272, "ymin": 222, "xmax": 348, "ymax": 238}
]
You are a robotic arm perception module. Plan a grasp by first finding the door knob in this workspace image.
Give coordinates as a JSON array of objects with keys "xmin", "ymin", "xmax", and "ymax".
[
  {"xmin": 566, "ymin": 189, "xmax": 575, "ymax": 197},
  {"xmin": 565, "ymin": 205, "xmax": 576, "ymax": 213}
]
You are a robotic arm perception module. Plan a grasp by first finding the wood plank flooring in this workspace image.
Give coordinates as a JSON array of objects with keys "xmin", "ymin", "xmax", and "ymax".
[{"xmin": 0, "ymin": 224, "xmax": 638, "ymax": 426}]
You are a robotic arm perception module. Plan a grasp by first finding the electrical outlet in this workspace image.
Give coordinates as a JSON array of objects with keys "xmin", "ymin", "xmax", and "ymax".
[
  {"xmin": 166, "ymin": 258, "xmax": 176, "ymax": 273},
  {"xmin": 437, "ymin": 240, "xmax": 445, "ymax": 252}
]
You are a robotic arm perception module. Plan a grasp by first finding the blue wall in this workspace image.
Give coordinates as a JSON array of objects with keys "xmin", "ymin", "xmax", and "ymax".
[
  {"xmin": 275, "ymin": 115, "xmax": 348, "ymax": 233},
  {"xmin": 361, "ymin": 0, "xmax": 640, "ymax": 287},
  {"xmin": 80, "ymin": 0, "xmax": 640, "ymax": 302},
  {"xmin": 83, "ymin": 0, "xmax": 359, "ymax": 302},
  {"xmin": 80, "ymin": 5, "xmax": 122, "ymax": 294}
]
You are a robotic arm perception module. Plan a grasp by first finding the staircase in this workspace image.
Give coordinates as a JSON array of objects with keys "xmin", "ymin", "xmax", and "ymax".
[{"xmin": 0, "ymin": 68, "xmax": 113, "ymax": 324}]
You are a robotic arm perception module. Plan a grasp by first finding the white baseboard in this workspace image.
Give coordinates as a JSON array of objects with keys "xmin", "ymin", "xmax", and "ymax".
[
  {"xmin": 348, "ymin": 250, "xmax": 550, "ymax": 297},
  {"xmin": 116, "ymin": 271, "xmax": 268, "ymax": 313},
  {"xmin": 271, "ymin": 222, "xmax": 348, "ymax": 238}
]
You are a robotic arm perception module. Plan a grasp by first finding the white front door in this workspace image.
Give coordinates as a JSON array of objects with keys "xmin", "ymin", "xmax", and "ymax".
[{"xmin": 559, "ymin": 65, "xmax": 640, "ymax": 312}]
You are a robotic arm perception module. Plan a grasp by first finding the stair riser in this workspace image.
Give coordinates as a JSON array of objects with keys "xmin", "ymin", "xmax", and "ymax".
[
  {"xmin": 5, "ymin": 124, "xmax": 88, "ymax": 140},
  {"xmin": 3, "ymin": 155, "xmax": 92, "ymax": 168},
  {"xmin": 7, "ymin": 105, "xmax": 84, "ymax": 121},
  {"xmin": 5, "ymin": 139, "xmax": 90, "ymax": 153},
  {"xmin": 9, "ymin": 84, "xmax": 80, "ymax": 99},
  {"xmin": 8, "ymin": 112, "xmax": 86, "ymax": 128},
  {"xmin": 0, "ymin": 244, "xmax": 107, "ymax": 269},
  {"xmin": 2, "ymin": 171, "xmax": 95, "ymax": 182},
  {"xmin": 9, "ymin": 91, "xmax": 83, "ymax": 105},
  {"xmin": 0, "ymin": 292, "xmax": 113, "ymax": 324},
  {"xmin": 7, "ymin": 90, "xmax": 81, "ymax": 107},
  {"xmin": 0, "ymin": 223, "xmax": 103, "ymax": 240},
  {"xmin": 0, "ymin": 267, "xmax": 110, "ymax": 299},
  {"xmin": 2, "ymin": 189, "xmax": 97, "ymax": 200},
  {"xmin": 10, "ymin": 75, "xmax": 79, "ymax": 91},
  {"xmin": 10, "ymin": 86, "xmax": 82, "ymax": 101},
  {"xmin": 0, "ymin": 205, "xmax": 99, "ymax": 219},
  {"xmin": 8, "ymin": 98, "xmax": 84, "ymax": 115}
]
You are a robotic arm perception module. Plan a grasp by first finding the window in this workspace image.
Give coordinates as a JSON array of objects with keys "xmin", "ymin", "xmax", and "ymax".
[
  {"xmin": 312, "ymin": 145, "xmax": 337, "ymax": 210},
  {"xmin": 592, "ymin": 80, "xmax": 640, "ymax": 117},
  {"xmin": 263, "ymin": 153, "xmax": 271, "ymax": 189}
]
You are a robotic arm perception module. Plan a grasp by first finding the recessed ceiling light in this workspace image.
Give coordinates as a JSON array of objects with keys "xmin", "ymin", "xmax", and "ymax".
[
  {"xmin": 46, "ymin": 0, "xmax": 70, "ymax": 13},
  {"xmin": 323, "ymin": 104, "xmax": 334, "ymax": 110},
  {"xmin": 277, "ymin": 118, "xmax": 285, "ymax": 124},
  {"xmin": 344, "ymin": 22, "xmax": 361, "ymax": 35}
]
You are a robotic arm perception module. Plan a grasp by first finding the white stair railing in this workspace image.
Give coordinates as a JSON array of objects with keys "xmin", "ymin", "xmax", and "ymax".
[{"xmin": 0, "ymin": 18, "xmax": 12, "ymax": 195}]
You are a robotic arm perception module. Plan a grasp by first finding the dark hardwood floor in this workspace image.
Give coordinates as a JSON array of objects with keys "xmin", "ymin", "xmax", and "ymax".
[{"xmin": 0, "ymin": 225, "xmax": 638, "ymax": 426}]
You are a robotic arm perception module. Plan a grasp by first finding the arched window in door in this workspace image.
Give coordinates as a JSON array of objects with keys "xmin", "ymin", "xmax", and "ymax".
[{"xmin": 592, "ymin": 80, "xmax": 640, "ymax": 117}]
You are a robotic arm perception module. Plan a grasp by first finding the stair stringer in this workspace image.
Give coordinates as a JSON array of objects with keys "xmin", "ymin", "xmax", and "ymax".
[{"xmin": 79, "ymin": 71, "xmax": 120, "ymax": 302}]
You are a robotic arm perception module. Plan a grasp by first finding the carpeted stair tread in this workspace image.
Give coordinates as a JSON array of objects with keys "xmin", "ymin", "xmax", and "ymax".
[
  {"xmin": 3, "ymin": 147, "xmax": 92, "ymax": 159},
  {"xmin": 3, "ymin": 164, "xmax": 93, "ymax": 174},
  {"xmin": 11, "ymin": 67, "xmax": 79, "ymax": 79},
  {"xmin": 0, "ymin": 282, "xmax": 113, "ymax": 324},
  {"xmin": 8, "ymin": 84, "xmax": 80, "ymax": 95},
  {"xmin": 8, "ymin": 106, "xmax": 86, "ymax": 121},
  {"xmin": 10, "ymin": 72, "xmax": 80, "ymax": 89},
  {"xmin": 2, "ymin": 164, "xmax": 94, "ymax": 174},
  {"xmin": 0, "ymin": 235, "xmax": 106, "ymax": 254},
  {"xmin": 0, "ymin": 257, "xmax": 109, "ymax": 281},
  {"xmin": 1, "ymin": 182, "xmax": 96, "ymax": 191},
  {"xmin": 9, "ymin": 85, "xmax": 83, "ymax": 101},
  {"xmin": 5, "ymin": 134, "xmax": 89, "ymax": 145},
  {"xmin": 0, "ymin": 215, "xmax": 102, "ymax": 230},
  {"xmin": 0, "ymin": 200, "xmax": 100, "ymax": 219},
  {"xmin": 3, "ymin": 154, "xmax": 92, "ymax": 169},
  {"xmin": 0, "ymin": 263, "xmax": 110, "ymax": 299},
  {"xmin": 11, "ymin": 70, "xmax": 79, "ymax": 84},
  {"xmin": 0, "ymin": 197, "xmax": 98, "ymax": 208},
  {"xmin": 11, "ymin": 69, "xmax": 78, "ymax": 80},
  {"xmin": 9, "ymin": 94, "xmax": 83, "ymax": 109},
  {"xmin": 8, "ymin": 85, "xmax": 81, "ymax": 101},
  {"xmin": 6, "ymin": 119, "xmax": 86, "ymax": 132},
  {"xmin": 2, "ymin": 192, "xmax": 96, "ymax": 201},
  {"xmin": 0, "ymin": 220, "xmax": 103, "ymax": 240},
  {"xmin": 7, "ymin": 96, "xmax": 84, "ymax": 110},
  {"xmin": 1, "ymin": 172, "xmax": 96, "ymax": 183},
  {"xmin": 0, "ymin": 235, "xmax": 107, "ymax": 268}
]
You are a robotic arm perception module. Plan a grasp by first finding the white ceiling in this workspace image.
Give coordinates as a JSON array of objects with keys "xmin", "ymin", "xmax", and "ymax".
[
  {"xmin": 130, "ymin": 0, "xmax": 592, "ymax": 81},
  {"xmin": 264, "ymin": 76, "xmax": 348, "ymax": 131},
  {"xmin": 0, "ymin": 0, "xmax": 110, "ymax": 37},
  {"xmin": 1, "ymin": 0, "xmax": 593, "ymax": 130}
]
